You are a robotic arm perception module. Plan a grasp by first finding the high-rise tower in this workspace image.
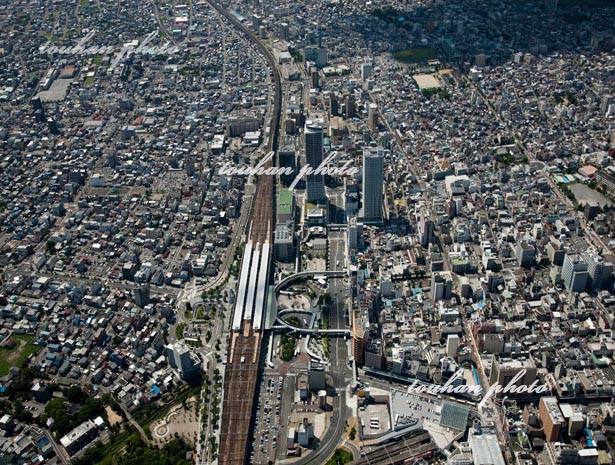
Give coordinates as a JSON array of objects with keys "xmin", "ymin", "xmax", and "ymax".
[
  {"xmin": 166, "ymin": 343, "xmax": 195, "ymax": 379},
  {"xmin": 361, "ymin": 147, "xmax": 384, "ymax": 224},
  {"xmin": 304, "ymin": 120, "xmax": 326, "ymax": 204}
]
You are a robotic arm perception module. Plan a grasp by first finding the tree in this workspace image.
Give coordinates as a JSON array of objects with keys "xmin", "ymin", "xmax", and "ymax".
[
  {"xmin": 75, "ymin": 397, "xmax": 104, "ymax": 422},
  {"xmin": 46, "ymin": 240, "xmax": 57, "ymax": 254},
  {"xmin": 349, "ymin": 426, "xmax": 356, "ymax": 440},
  {"xmin": 13, "ymin": 403, "xmax": 33, "ymax": 422},
  {"xmin": 44, "ymin": 399, "xmax": 71, "ymax": 438},
  {"xmin": 326, "ymin": 448, "xmax": 354, "ymax": 465},
  {"xmin": 66, "ymin": 386, "xmax": 85, "ymax": 403}
]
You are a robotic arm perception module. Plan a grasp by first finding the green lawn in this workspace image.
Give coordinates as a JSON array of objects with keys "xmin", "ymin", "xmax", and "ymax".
[
  {"xmin": 391, "ymin": 47, "xmax": 438, "ymax": 64},
  {"xmin": 0, "ymin": 334, "xmax": 39, "ymax": 376},
  {"xmin": 371, "ymin": 7, "xmax": 401, "ymax": 23},
  {"xmin": 93, "ymin": 55, "xmax": 103, "ymax": 66},
  {"xmin": 84, "ymin": 76, "xmax": 95, "ymax": 86},
  {"xmin": 326, "ymin": 448, "xmax": 354, "ymax": 465},
  {"xmin": 42, "ymin": 32, "xmax": 59, "ymax": 43}
]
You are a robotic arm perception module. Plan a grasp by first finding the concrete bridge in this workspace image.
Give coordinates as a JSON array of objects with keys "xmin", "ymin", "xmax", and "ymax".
[
  {"xmin": 273, "ymin": 270, "xmax": 349, "ymax": 336},
  {"xmin": 275, "ymin": 270, "xmax": 346, "ymax": 293}
]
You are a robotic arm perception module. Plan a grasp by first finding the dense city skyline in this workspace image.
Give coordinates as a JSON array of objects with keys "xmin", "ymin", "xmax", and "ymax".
[{"xmin": 1, "ymin": 0, "xmax": 615, "ymax": 464}]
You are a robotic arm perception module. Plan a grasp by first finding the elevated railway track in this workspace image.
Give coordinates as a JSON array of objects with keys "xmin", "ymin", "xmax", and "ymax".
[{"xmin": 209, "ymin": 1, "xmax": 281, "ymax": 464}]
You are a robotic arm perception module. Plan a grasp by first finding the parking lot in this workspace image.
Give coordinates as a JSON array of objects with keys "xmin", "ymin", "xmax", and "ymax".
[{"xmin": 252, "ymin": 373, "xmax": 284, "ymax": 465}]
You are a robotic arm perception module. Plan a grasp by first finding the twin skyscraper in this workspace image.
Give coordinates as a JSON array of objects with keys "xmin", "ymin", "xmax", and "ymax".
[{"xmin": 304, "ymin": 119, "xmax": 383, "ymax": 224}]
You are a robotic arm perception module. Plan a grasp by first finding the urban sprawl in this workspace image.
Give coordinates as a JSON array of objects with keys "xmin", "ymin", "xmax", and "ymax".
[{"xmin": 1, "ymin": 0, "xmax": 615, "ymax": 465}]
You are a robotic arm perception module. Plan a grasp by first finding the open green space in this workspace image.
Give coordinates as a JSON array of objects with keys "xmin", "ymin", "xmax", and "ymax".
[
  {"xmin": 44, "ymin": 394, "xmax": 106, "ymax": 439},
  {"xmin": 0, "ymin": 334, "xmax": 39, "ymax": 376},
  {"xmin": 371, "ymin": 7, "xmax": 403, "ymax": 23},
  {"xmin": 42, "ymin": 32, "xmax": 59, "ymax": 43},
  {"xmin": 74, "ymin": 434, "xmax": 193, "ymax": 465},
  {"xmin": 134, "ymin": 385, "xmax": 200, "ymax": 426},
  {"xmin": 279, "ymin": 333, "xmax": 297, "ymax": 362},
  {"xmin": 326, "ymin": 448, "xmax": 354, "ymax": 465},
  {"xmin": 391, "ymin": 47, "xmax": 438, "ymax": 63}
]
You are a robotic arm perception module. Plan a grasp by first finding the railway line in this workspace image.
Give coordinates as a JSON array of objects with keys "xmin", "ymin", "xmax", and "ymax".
[
  {"xmin": 350, "ymin": 432, "xmax": 436, "ymax": 465},
  {"xmin": 218, "ymin": 325, "xmax": 261, "ymax": 464},
  {"xmin": 206, "ymin": 0, "xmax": 282, "ymax": 464}
]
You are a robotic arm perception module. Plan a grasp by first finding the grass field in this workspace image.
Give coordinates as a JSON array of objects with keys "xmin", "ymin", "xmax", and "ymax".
[
  {"xmin": 84, "ymin": 76, "xmax": 95, "ymax": 86},
  {"xmin": 326, "ymin": 448, "xmax": 354, "ymax": 465},
  {"xmin": 42, "ymin": 32, "xmax": 59, "ymax": 43},
  {"xmin": 391, "ymin": 47, "xmax": 438, "ymax": 64},
  {"xmin": 0, "ymin": 334, "xmax": 39, "ymax": 376}
]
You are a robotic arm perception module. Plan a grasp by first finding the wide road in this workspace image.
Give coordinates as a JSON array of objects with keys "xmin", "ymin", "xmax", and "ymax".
[
  {"xmin": 303, "ymin": 231, "xmax": 353, "ymax": 463},
  {"xmin": 150, "ymin": 0, "xmax": 176, "ymax": 44}
]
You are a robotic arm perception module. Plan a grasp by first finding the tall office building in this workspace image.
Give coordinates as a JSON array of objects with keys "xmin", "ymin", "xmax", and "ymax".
[
  {"xmin": 361, "ymin": 147, "xmax": 384, "ymax": 224},
  {"xmin": 431, "ymin": 274, "xmax": 452, "ymax": 302},
  {"xmin": 166, "ymin": 343, "xmax": 195, "ymax": 379},
  {"xmin": 489, "ymin": 356, "xmax": 537, "ymax": 397},
  {"xmin": 308, "ymin": 361, "xmax": 326, "ymax": 391},
  {"xmin": 561, "ymin": 254, "xmax": 589, "ymax": 292},
  {"xmin": 361, "ymin": 62, "xmax": 373, "ymax": 80},
  {"xmin": 310, "ymin": 67, "xmax": 319, "ymax": 89},
  {"xmin": 47, "ymin": 118, "xmax": 60, "ymax": 135},
  {"xmin": 345, "ymin": 94, "xmax": 356, "ymax": 119},
  {"xmin": 279, "ymin": 22, "xmax": 289, "ymax": 41},
  {"xmin": 133, "ymin": 284, "xmax": 150, "ymax": 307},
  {"xmin": 304, "ymin": 45, "xmax": 327, "ymax": 67},
  {"xmin": 446, "ymin": 334, "xmax": 460, "ymax": 358},
  {"xmin": 515, "ymin": 241, "xmax": 536, "ymax": 268},
  {"xmin": 418, "ymin": 216, "xmax": 435, "ymax": 247},
  {"xmin": 274, "ymin": 223, "xmax": 294, "ymax": 262},
  {"xmin": 251, "ymin": 14, "xmax": 262, "ymax": 30},
  {"xmin": 538, "ymin": 397, "xmax": 565, "ymax": 442},
  {"xmin": 304, "ymin": 120, "xmax": 326, "ymax": 204},
  {"xmin": 368, "ymin": 103, "xmax": 379, "ymax": 132},
  {"xmin": 582, "ymin": 249, "xmax": 613, "ymax": 291},
  {"xmin": 329, "ymin": 92, "xmax": 339, "ymax": 116},
  {"xmin": 31, "ymin": 96, "xmax": 43, "ymax": 111},
  {"xmin": 278, "ymin": 145, "xmax": 296, "ymax": 187},
  {"xmin": 348, "ymin": 215, "xmax": 363, "ymax": 250},
  {"xmin": 185, "ymin": 156, "xmax": 195, "ymax": 176}
]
